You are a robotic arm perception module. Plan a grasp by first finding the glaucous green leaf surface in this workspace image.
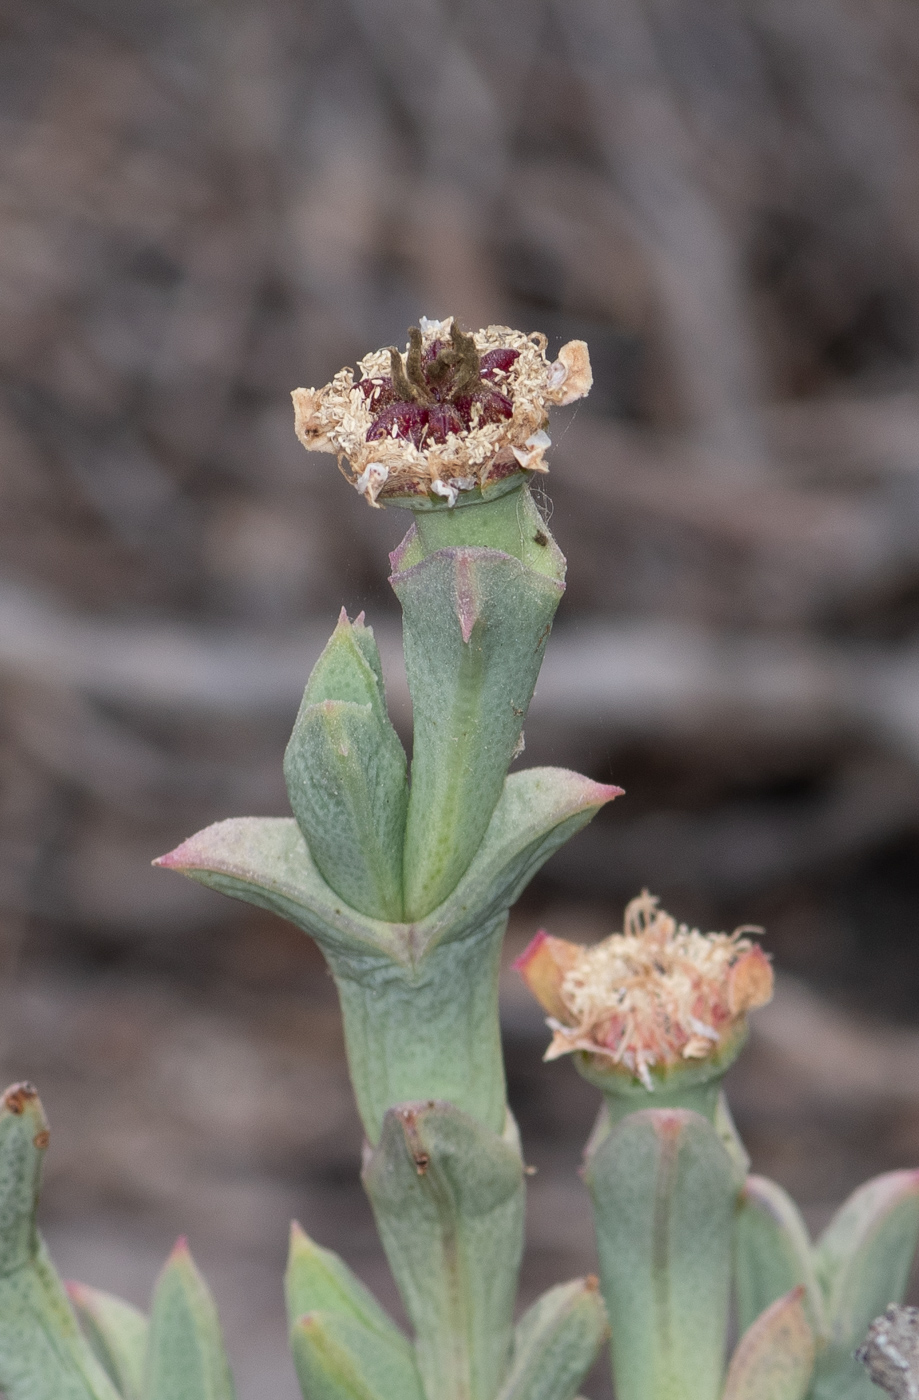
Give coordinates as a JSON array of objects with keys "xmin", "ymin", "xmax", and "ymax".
[
  {"xmin": 0, "ymin": 1083, "xmax": 122, "ymax": 1400},
  {"xmin": 811, "ymin": 1171, "xmax": 919, "ymax": 1400},
  {"xmin": 285, "ymin": 1222, "xmax": 406, "ymax": 1343},
  {"xmin": 290, "ymin": 1311, "xmax": 425, "ymax": 1400},
  {"xmin": 734, "ymin": 1176, "xmax": 824, "ymax": 1338},
  {"xmin": 143, "ymin": 1241, "xmax": 235, "ymax": 1400},
  {"xmin": 284, "ymin": 698, "xmax": 407, "ymax": 920},
  {"xmin": 362, "ymin": 1100, "xmax": 525, "ymax": 1400},
  {"xmin": 496, "ymin": 1277, "xmax": 609, "ymax": 1400},
  {"xmin": 391, "ymin": 546, "xmax": 564, "ymax": 918},
  {"xmin": 298, "ymin": 611, "xmax": 389, "ymax": 713},
  {"xmin": 156, "ymin": 768, "xmax": 619, "ymax": 1140},
  {"xmin": 68, "ymin": 1282, "xmax": 148, "ymax": 1400},
  {"xmin": 584, "ymin": 1108, "xmax": 737, "ymax": 1400},
  {"xmin": 722, "ymin": 1288, "xmax": 815, "ymax": 1400},
  {"xmin": 156, "ymin": 769, "xmax": 619, "ymax": 963},
  {"xmin": 284, "ymin": 612, "xmax": 407, "ymax": 920}
]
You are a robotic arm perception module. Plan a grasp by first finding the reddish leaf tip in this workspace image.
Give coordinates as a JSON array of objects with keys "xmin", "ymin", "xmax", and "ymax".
[{"xmin": 512, "ymin": 929, "xmax": 549, "ymax": 973}]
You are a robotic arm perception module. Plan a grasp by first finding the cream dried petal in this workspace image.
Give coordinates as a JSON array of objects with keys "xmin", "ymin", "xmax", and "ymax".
[
  {"xmin": 354, "ymin": 462, "xmax": 389, "ymax": 506},
  {"xmin": 512, "ymin": 429, "xmax": 551, "ymax": 472},
  {"xmin": 546, "ymin": 340, "xmax": 593, "ymax": 406},
  {"xmin": 291, "ymin": 387, "xmax": 338, "ymax": 454},
  {"xmin": 431, "ymin": 478, "xmax": 458, "ymax": 506}
]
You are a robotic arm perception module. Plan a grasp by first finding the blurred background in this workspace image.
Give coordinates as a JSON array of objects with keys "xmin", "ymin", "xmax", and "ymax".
[{"xmin": 4, "ymin": 0, "xmax": 919, "ymax": 1393}]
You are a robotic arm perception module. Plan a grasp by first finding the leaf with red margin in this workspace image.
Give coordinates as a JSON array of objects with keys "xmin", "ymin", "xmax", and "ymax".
[{"xmin": 722, "ymin": 1288, "xmax": 815, "ymax": 1400}]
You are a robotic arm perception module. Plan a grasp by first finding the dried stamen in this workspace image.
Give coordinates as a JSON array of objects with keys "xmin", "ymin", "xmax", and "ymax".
[{"xmin": 291, "ymin": 318, "xmax": 591, "ymax": 506}]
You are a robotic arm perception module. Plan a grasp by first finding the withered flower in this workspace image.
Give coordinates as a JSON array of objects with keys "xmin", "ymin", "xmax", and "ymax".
[
  {"xmin": 514, "ymin": 891, "xmax": 772, "ymax": 1091},
  {"xmin": 291, "ymin": 317, "xmax": 591, "ymax": 507}
]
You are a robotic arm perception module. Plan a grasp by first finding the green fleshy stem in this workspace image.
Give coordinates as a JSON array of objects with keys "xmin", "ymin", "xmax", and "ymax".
[
  {"xmin": 392, "ymin": 475, "xmax": 566, "ymax": 582},
  {"xmin": 326, "ymin": 916, "xmax": 509, "ymax": 1140},
  {"xmin": 575, "ymin": 1022, "xmax": 750, "ymax": 1128}
]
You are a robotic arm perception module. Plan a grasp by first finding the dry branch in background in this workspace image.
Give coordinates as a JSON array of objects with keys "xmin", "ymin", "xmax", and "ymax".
[{"xmin": 1, "ymin": 0, "xmax": 919, "ymax": 1007}]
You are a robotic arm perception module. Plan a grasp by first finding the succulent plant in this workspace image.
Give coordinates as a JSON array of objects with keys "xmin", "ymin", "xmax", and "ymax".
[
  {"xmin": 518, "ymin": 896, "xmax": 919, "ymax": 1400},
  {"xmin": 1, "ymin": 321, "xmax": 915, "ymax": 1400}
]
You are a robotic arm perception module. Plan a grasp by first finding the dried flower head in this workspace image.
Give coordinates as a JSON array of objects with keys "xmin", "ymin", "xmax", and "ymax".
[
  {"xmin": 291, "ymin": 317, "xmax": 592, "ymax": 507},
  {"xmin": 514, "ymin": 891, "xmax": 772, "ymax": 1090}
]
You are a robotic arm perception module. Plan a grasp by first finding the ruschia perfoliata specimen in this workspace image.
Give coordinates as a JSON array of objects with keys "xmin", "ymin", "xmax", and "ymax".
[
  {"xmin": 518, "ymin": 894, "xmax": 919, "ymax": 1400},
  {"xmin": 2, "ymin": 319, "xmax": 912, "ymax": 1400},
  {"xmin": 0, "ymin": 320, "xmax": 611, "ymax": 1400}
]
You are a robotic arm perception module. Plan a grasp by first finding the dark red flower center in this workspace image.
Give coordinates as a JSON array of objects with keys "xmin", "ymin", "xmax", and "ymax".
[{"xmin": 361, "ymin": 325, "xmax": 518, "ymax": 448}]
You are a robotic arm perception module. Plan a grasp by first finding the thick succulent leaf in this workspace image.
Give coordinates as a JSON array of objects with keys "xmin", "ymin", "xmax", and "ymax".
[
  {"xmin": 285, "ymin": 1222, "xmax": 405, "ymax": 1342},
  {"xmin": 157, "ymin": 813, "xmax": 510, "ymax": 1136},
  {"xmin": 156, "ymin": 768, "xmax": 619, "ymax": 963},
  {"xmin": 734, "ymin": 1176, "xmax": 824, "ymax": 1338},
  {"xmin": 143, "ymin": 1240, "xmax": 235, "ymax": 1400},
  {"xmin": 68, "ymin": 1282, "xmax": 148, "ymax": 1400},
  {"xmin": 331, "ymin": 770, "xmax": 618, "ymax": 1137},
  {"xmin": 0, "ymin": 1244, "xmax": 125, "ymax": 1400},
  {"xmin": 156, "ymin": 769, "xmax": 619, "ymax": 1140},
  {"xmin": 584, "ymin": 1107, "xmax": 737, "ymax": 1400},
  {"xmin": 811, "ymin": 1171, "xmax": 919, "ymax": 1400},
  {"xmin": 154, "ymin": 817, "xmax": 401, "ymax": 961},
  {"xmin": 298, "ymin": 609, "xmax": 390, "ymax": 719},
  {"xmin": 284, "ymin": 699, "xmax": 407, "ymax": 920},
  {"xmin": 0, "ymin": 1083, "xmax": 122, "ymax": 1400},
  {"xmin": 430, "ymin": 768, "xmax": 622, "ymax": 947},
  {"xmin": 496, "ymin": 1277, "xmax": 609, "ymax": 1400},
  {"xmin": 392, "ymin": 546, "xmax": 564, "ymax": 918},
  {"xmin": 290, "ymin": 1311, "xmax": 425, "ymax": 1400},
  {"xmin": 722, "ymin": 1288, "xmax": 815, "ymax": 1400},
  {"xmin": 284, "ymin": 612, "xmax": 407, "ymax": 921},
  {"xmin": 362, "ymin": 1100, "xmax": 525, "ymax": 1400},
  {"xmin": 0, "ymin": 1082, "xmax": 43, "ymax": 1270}
]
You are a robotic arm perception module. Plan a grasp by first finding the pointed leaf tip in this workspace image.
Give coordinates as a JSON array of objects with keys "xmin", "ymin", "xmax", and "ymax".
[
  {"xmin": 723, "ymin": 1286, "xmax": 815, "ymax": 1400},
  {"xmin": 147, "ymin": 1238, "xmax": 234, "ymax": 1400},
  {"xmin": 576, "ymin": 778, "xmax": 625, "ymax": 805},
  {"xmin": 152, "ymin": 843, "xmax": 186, "ymax": 870},
  {"xmin": 513, "ymin": 930, "xmax": 581, "ymax": 1022},
  {"xmin": 455, "ymin": 554, "xmax": 480, "ymax": 643},
  {"xmin": 67, "ymin": 1280, "xmax": 149, "ymax": 1400},
  {"xmin": 815, "ymin": 1166, "xmax": 919, "ymax": 1373},
  {"xmin": 155, "ymin": 816, "xmax": 299, "ymax": 874}
]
